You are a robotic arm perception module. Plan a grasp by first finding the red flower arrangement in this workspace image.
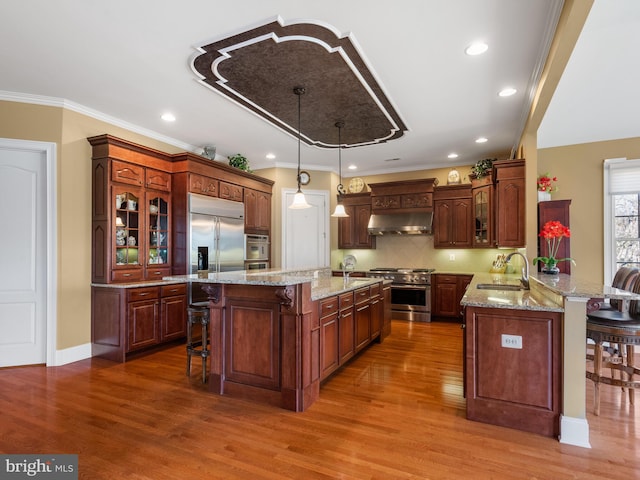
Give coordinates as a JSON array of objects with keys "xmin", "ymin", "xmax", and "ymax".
[
  {"xmin": 533, "ymin": 221, "xmax": 575, "ymax": 273},
  {"xmin": 537, "ymin": 173, "xmax": 558, "ymax": 192}
]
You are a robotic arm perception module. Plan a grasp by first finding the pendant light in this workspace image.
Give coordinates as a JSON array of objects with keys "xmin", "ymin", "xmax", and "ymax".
[
  {"xmin": 289, "ymin": 86, "xmax": 311, "ymax": 210},
  {"xmin": 331, "ymin": 121, "xmax": 349, "ymax": 217}
]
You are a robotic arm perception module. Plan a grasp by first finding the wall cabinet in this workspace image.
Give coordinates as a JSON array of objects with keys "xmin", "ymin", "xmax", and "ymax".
[
  {"xmin": 369, "ymin": 179, "xmax": 437, "ymax": 214},
  {"xmin": 538, "ymin": 200, "xmax": 571, "ymax": 274},
  {"xmin": 433, "ymin": 185, "xmax": 473, "ymax": 248},
  {"xmin": 494, "ymin": 159, "xmax": 525, "ymax": 248},
  {"xmin": 219, "ymin": 181, "xmax": 243, "ymax": 201},
  {"xmin": 338, "ymin": 193, "xmax": 375, "ymax": 249},
  {"xmin": 471, "ymin": 176, "xmax": 494, "ymax": 247},
  {"xmin": 464, "ymin": 306, "xmax": 561, "ymax": 437},
  {"xmin": 245, "ymin": 188, "xmax": 271, "ymax": 234},
  {"xmin": 432, "ymin": 274, "xmax": 472, "ymax": 321},
  {"xmin": 189, "ymin": 173, "xmax": 219, "ymax": 197},
  {"xmin": 92, "ymin": 283, "xmax": 187, "ymax": 362}
]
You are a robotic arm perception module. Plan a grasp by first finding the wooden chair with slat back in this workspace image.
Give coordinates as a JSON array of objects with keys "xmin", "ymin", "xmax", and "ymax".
[{"xmin": 586, "ymin": 270, "xmax": 640, "ymax": 415}]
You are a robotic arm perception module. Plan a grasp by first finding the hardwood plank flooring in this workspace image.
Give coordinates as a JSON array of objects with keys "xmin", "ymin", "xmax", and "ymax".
[{"xmin": 1, "ymin": 320, "xmax": 638, "ymax": 479}]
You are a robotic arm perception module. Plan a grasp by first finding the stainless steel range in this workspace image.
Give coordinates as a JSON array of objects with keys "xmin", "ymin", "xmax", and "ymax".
[{"xmin": 366, "ymin": 268, "xmax": 434, "ymax": 322}]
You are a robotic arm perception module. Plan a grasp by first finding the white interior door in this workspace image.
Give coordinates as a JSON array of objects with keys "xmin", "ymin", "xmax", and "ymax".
[
  {"xmin": 282, "ymin": 189, "xmax": 329, "ymax": 270},
  {"xmin": 0, "ymin": 141, "xmax": 49, "ymax": 366}
]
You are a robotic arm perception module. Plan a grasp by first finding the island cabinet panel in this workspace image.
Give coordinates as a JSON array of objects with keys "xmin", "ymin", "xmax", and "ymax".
[
  {"xmin": 354, "ymin": 287, "xmax": 371, "ymax": 352},
  {"xmin": 338, "ymin": 292, "xmax": 355, "ymax": 365},
  {"xmin": 370, "ymin": 283, "xmax": 382, "ymax": 339},
  {"xmin": 319, "ymin": 296, "xmax": 340, "ymax": 379},
  {"xmin": 465, "ymin": 306, "xmax": 561, "ymax": 437},
  {"xmin": 381, "ymin": 282, "xmax": 391, "ymax": 340},
  {"xmin": 224, "ymin": 298, "xmax": 281, "ymax": 390}
]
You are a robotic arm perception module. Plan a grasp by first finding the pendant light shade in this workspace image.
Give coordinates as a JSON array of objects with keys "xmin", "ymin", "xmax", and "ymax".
[
  {"xmin": 331, "ymin": 121, "xmax": 350, "ymax": 218},
  {"xmin": 289, "ymin": 86, "xmax": 311, "ymax": 210}
]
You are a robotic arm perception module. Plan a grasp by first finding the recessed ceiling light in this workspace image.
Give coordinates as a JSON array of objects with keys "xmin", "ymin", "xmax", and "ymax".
[
  {"xmin": 448, "ymin": 153, "xmax": 459, "ymax": 159},
  {"xmin": 465, "ymin": 42, "xmax": 488, "ymax": 56},
  {"xmin": 265, "ymin": 153, "xmax": 276, "ymax": 160},
  {"xmin": 161, "ymin": 112, "xmax": 176, "ymax": 122},
  {"xmin": 498, "ymin": 87, "xmax": 517, "ymax": 97},
  {"xmin": 348, "ymin": 165, "xmax": 357, "ymax": 170},
  {"xmin": 475, "ymin": 137, "xmax": 488, "ymax": 143}
]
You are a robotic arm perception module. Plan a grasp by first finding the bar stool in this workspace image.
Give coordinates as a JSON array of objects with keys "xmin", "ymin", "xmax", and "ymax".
[
  {"xmin": 186, "ymin": 302, "xmax": 210, "ymax": 383},
  {"xmin": 586, "ymin": 273, "xmax": 640, "ymax": 415}
]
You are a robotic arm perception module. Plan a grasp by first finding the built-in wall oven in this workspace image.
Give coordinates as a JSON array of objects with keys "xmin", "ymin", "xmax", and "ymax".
[
  {"xmin": 367, "ymin": 268, "xmax": 434, "ymax": 322},
  {"xmin": 245, "ymin": 260, "xmax": 269, "ymax": 271},
  {"xmin": 244, "ymin": 234, "xmax": 269, "ymax": 261}
]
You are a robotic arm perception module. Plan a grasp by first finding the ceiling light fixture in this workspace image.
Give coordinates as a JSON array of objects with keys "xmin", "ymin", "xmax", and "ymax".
[
  {"xmin": 465, "ymin": 42, "xmax": 488, "ymax": 56},
  {"xmin": 289, "ymin": 87, "xmax": 311, "ymax": 210},
  {"xmin": 475, "ymin": 137, "xmax": 488, "ymax": 143},
  {"xmin": 348, "ymin": 165, "xmax": 357, "ymax": 170},
  {"xmin": 448, "ymin": 153, "xmax": 459, "ymax": 159},
  {"xmin": 161, "ymin": 112, "xmax": 176, "ymax": 122},
  {"xmin": 331, "ymin": 121, "xmax": 349, "ymax": 218},
  {"xmin": 265, "ymin": 153, "xmax": 276, "ymax": 160},
  {"xmin": 498, "ymin": 87, "xmax": 517, "ymax": 97}
]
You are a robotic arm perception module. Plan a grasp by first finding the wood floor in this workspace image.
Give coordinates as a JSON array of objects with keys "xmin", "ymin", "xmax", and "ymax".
[{"xmin": 1, "ymin": 320, "xmax": 638, "ymax": 479}]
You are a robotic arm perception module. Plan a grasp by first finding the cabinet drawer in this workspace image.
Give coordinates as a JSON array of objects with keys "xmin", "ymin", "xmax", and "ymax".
[
  {"xmin": 111, "ymin": 160, "xmax": 144, "ymax": 186},
  {"xmin": 111, "ymin": 269, "xmax": 144, "ymax": 283},
  {"xmin": 339, "ymin": 292, "xmax": 354, "ymax": 310},
  {"xmin": 219, "ymin": 181, "xmax": 243, "ymax": 201},
  {"xmin": 435, "ymin": 274, "xmax": 458, "ymax": 284},
  {"xmin": 145, "ymin": 267, "xmax": 171, "ymax": 280},
  {"xmin": 161, "ymin": 283, "xmax": 186, "ymax": 297},
  {"xmin": 127, "ymin": 286, "xmax": 159, "ymax": 302},
  {"xmin": 146, "ymin": 168, "xmax": 171, "ymax": 192},
  {"xmin": 319, "ymin": 296, "xmax": 339, "ymax": 318},
  {"xmin": 370, "ymin": 282, "xmax": 381, "ymax": 297},
  {"xmin": 355, "ymin": 287, "xmax": 370, "ymax": 305}
]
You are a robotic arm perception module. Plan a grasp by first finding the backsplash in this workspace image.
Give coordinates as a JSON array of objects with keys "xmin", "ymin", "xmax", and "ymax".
[{"xmin": 332, "ymin": 235, "xmax": 519, "ymax": 273}]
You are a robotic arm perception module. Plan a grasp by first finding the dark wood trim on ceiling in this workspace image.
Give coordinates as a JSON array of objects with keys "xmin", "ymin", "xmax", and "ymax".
[{"xmin": 191, "ymin": 16, "xmax": 408, "ymax": 149}]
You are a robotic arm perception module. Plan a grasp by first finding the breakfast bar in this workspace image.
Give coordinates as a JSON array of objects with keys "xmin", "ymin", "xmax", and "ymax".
[
  {"xmin": 462, "ymin": 271, "xmax": 640, "ymax": 448},
  {"xmin": 164, "ymin": 269, "xmax": 387, "ymax": 412}
]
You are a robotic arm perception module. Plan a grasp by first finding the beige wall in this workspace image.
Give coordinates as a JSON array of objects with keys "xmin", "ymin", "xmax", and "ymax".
[{"xmin": 538, "ymin": 136, "xmax": 640, "ymax": 283}]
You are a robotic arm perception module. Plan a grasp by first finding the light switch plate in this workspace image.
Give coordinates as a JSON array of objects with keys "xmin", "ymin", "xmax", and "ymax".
[{"xmin": 501, "ymin": 334, "xmax": 523, "ymax": 349}]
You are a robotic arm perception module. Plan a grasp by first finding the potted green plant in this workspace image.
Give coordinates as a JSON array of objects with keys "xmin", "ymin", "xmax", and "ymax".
[
  {"xmin": 228, "ymin": 153, "xmax": 251, "ymax": 172},
  {"xmin": 471, "ymin": 158, "xmax": 495, "ymax": 178}
]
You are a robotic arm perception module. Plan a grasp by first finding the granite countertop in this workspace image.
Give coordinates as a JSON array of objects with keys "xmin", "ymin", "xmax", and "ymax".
[{"xmin": 163, "ymin": 268, "xmax": 383, "ymax": 301}]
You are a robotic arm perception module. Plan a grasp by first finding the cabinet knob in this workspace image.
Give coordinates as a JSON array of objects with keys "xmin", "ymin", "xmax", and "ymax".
[{"xmin": 123, "ymin": 273, "xmax": 131, "ymax": 277}]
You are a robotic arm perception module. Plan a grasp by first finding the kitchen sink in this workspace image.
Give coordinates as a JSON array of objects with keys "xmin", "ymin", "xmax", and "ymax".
[{"xmin": 476, "ymin": 283, "xmax": 526, "ymax": 291}]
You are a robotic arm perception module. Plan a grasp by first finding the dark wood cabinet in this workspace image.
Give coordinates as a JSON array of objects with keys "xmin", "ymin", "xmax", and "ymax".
[
  {"xmin": 432, "ymin": 274, "xmax": 472, "ymax": 321},
  {"xmin": 188, "ymin": 173, "xmax": 219, "ymax": 197},
  {"xmin": 381, "ymin": 283, "xmax": 391, "ymax": 340},
  {"xmin": 245, "ymin": 188, "xmax": 271, "ymax": 234},
  {"xmin": 338, "ymin": 193, "xmax": 375, "ymax": 249},
  {"xmin": 433, "ymin": 185, "xmax": 473, "ymax": 248},
  {"xmin": 92, "ymin": 283, "xmax": 187, "ymax": 362},
  {"xmin": 369, "ymin": 179, "xmax": 437, "ymax": 214},
  {"xmin": 219, "ymin": 181, "xmax": 243, "ymax": 201},
  {"xmin": 320, "ymin": 296, "xmax": 340, "ymax": 379},
  {"xmin": 471, "ymin": 177, "xmax": 494, "ymax": 247},
  {"xmin": 354, "ymin": 287, "xmax": 371, "ymax": 352},
  {"xmin": 494, "ymin": 159, "xmax": 525, "ymax": 248},
  {"xmin": 370, "ymin": 283, "xmax": 382, "ymax": 339},
  {"xmin": 338, "ymin": 292, "xmax": 355, "ymax": 365},
  {"xmin": 538, "ymin": 199, "xmax": 572, "ymax": 274},
  {"xmin": 464, "ymin": 306, "xmax": 562, "ymax": 437}
]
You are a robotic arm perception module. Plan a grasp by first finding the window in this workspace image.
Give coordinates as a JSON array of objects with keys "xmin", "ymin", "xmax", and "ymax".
[{"xmin": 604, "ymin": 158, "xmax": 640, "ymax": 284}]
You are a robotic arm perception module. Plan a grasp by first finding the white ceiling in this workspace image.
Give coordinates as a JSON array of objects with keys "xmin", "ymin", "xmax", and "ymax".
[
  {"xmin": 538, "ymin": 0, "xmax": 640, "ymax": 149},
  {"xmin": 0, "ymin": 0, "xmax": 618, "ymax": 177}
]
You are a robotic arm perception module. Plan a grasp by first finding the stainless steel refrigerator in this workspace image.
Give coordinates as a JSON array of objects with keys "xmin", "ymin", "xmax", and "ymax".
[{"xmin": 188, "ymin": 193, "xmax": 244, "ymax": 303}]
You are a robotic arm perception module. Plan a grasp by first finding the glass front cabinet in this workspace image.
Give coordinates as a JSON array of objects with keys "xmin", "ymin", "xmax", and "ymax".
[
  {"xmin": 472, "ymin": 184, "xmax": 493, "ymax": 247},
  {"xmin": 145, "ymin": 193, "xmax": 171, "ymax": 279}
]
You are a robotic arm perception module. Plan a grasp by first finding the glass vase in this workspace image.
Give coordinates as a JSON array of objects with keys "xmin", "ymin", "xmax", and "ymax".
[{"xmin": 542, "ymin": 261, "xmax": 560, "ymax": 275}]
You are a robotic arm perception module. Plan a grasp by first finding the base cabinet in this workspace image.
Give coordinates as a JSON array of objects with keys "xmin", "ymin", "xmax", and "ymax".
[
  {"xmin": 432, "ymin": 274, "xmax": 473, "ymax": 321},
  {"xmin": 464, "ymin": 306, "xmax": 561, "ymax": 437},
  {"xmin": 92, "ymin": 283, "xmax": 187, "ymax": 362}
]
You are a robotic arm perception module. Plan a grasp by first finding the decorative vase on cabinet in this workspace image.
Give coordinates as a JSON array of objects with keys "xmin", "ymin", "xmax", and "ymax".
[{"xmin": 538, "ymin": 191, "xmax": 551, "ymax": 202}]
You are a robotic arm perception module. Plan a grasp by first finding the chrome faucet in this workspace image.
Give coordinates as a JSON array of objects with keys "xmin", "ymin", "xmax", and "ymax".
[{"xmin": 506, "ymin": 252, "xmax": 530, "ymax": 289}]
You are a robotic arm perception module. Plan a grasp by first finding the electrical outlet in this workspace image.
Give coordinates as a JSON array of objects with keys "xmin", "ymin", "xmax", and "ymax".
[
  {"xmin": 449, "ymin": 254, "xmax": 455, "ymax": 261},
  {"xmin": 501, "ymin": 334, "xmax": 523, "ymax": 349}
]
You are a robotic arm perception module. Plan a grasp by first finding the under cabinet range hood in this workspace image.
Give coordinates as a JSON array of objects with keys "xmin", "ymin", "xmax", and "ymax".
[{"xmin": 367, "ymin": 212, "xmax": 433, "ymax": 235}]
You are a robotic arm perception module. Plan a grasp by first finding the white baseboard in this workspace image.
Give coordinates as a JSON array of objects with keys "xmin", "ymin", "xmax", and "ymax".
[
  {"xmin": 559, "ymin": 415, "xmax": 591, "ymax": 448},
  {"xmin": 50, "ymin": 342, "xmax": 92, "ymax": 367}
]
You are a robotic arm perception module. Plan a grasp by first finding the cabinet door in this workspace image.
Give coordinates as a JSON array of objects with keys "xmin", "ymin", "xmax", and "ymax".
[
  {"xmin": 113, "ymin": 186, "xmax": 144, "ymax": 281},
  {"xmin": 338, "ymin": 204, "xmax": 356, "ymax": 248},
  {"xmin": 370, "ymin": 296, "xmax": 382, "ymax": 339},
  {"xmin": 219, "ymin": 182, "xmax": 243, "ymax": 201},
  {"xmin": 495, "ymin": 163, "xmax": 525, "ymax": 248},
  {"xmin": 145, "ymin": 168, "xmax": 171, "ymax": 192},
  {"xmin": 433, "ymin": 277, "xmax": 458, "ymax": 317},
  {"xmin": 161, "ymin": 293, "xmax": 187, "ymax": 341},
  {"xmin": 127, "ymin": 299, "xmax": 159, "ymax": 351},
  {"xmin": 355, "ymin": 302, "xmax": 371, "ymax": 352},
  {"xmin": 433, "ymin": 199, "xmax": 453, "ymax": 247},
  {"xmin": 245, "ymin": 188, "xmax": 271, "ymax": 233},
  {"xmin": 451, "ymin": 198, "xmax": 473, "ymax": 247},
  {"xmin": 472, "ymin": 185, "xmax": 493, "ymax": 247},
  {"xmin": 146, "ymin": 192, "xmax": 171, "ymax": 277},
  {"xmin": 189, "ymin": 173, "xmax": 218, "ymax": 197},
  {"xmin": 111, "ymin": 160, "xmax": 144, "ymax": 187},
  {"xmin": 338, "ymin": 307, "xmax": 355, "ymax": 364},
  {"xmin": 319, "ymin": 297, "xmax": 339, "ymax": 379},
  {"xmin": 354, "ymin": 203, "xmax": 374, "ymax": 248}
]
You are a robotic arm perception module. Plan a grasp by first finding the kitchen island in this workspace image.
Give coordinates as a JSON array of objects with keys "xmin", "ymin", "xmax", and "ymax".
[
  {"xmin": 462, "ymin": 272, "xmax": 640, "ymax": 448},
  {"xmin": 164, "ymin": 269, "xmax": 387, "ymax": 412}
]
